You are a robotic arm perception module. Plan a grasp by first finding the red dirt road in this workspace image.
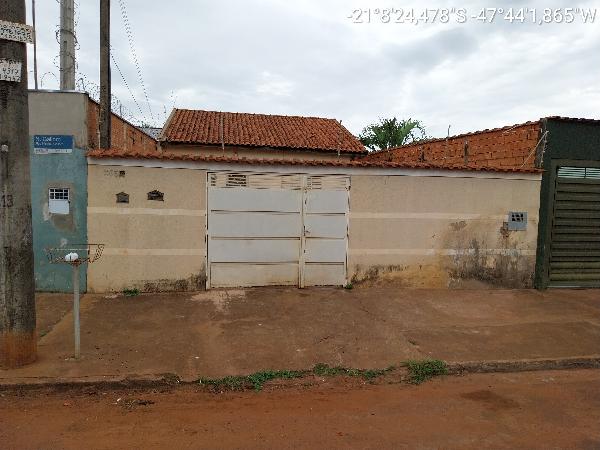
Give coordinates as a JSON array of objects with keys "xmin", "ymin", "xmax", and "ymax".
[{"xmin": 2, "ymin": 369, "xmax": 599, "ymax": 450}]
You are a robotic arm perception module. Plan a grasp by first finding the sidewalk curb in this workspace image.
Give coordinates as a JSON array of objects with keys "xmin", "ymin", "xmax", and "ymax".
[
  {"xmin": 2, "ymin": 356, "xmax": 599, "ymax": 391},
  {"xmin": 0, "ymin": 373, "xmax": 183, "ymax": 391},
  {"xmin": 446, "ymin": 356, "xmax": 600, "ymax": 375}
]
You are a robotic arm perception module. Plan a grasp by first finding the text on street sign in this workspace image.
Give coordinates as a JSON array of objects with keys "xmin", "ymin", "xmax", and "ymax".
[
  {"xmin": 0, "ymin": 20, "xmax": 34, "ymax": 44},
  {"xmin": 34, "ymin": 135, "xmax": 74, "ymax": 154},
  {"xmin": 0, "ymin": 59, "xmax": 22, "ymax": 82}
]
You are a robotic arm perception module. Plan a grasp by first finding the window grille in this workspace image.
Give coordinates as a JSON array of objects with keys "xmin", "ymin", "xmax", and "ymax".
[
  {"xmin": 49, "ymin": 188, "xmax": 70, "ymax": 200},
  {"xmin": 507, "ymin": 211, "xmax": 527, "ymax": 231},
  {"xmin": 147, "ymin": 190, "xmax": 164, "ymax": 201},
  {"xmin": 116, "ymin": 192, "xmax": 129, "ymax": 204}
]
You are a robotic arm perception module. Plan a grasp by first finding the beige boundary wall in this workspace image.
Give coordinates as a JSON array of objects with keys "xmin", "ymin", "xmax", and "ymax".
[
  {"xmin": 87, "ymin": 158, "xmax": 541, "ymax": 292},
  {"xmin": 348, "ymin": 175, "xmax": 541, "ymax": 288},
  {"xmin": 87, "ymin": 165, "xmax": 207, "ymax": 293}
]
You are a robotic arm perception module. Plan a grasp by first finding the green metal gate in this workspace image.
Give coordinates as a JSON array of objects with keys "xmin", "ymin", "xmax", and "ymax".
[{"xmin": 548, "ymin": 166, "xmax": 600, "ymax": 287}]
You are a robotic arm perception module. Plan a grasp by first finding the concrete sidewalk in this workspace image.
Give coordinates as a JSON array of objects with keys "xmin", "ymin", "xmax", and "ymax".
[{"xmin": 1, "ymin": 287, "xmax": 599, "ymax": 383}]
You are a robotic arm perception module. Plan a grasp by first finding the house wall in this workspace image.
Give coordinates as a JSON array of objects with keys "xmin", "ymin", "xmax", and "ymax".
[
  {"xmin": 160, "ymin": 144, "xmax": 356, "ymax": 161},
  {"xmin": 87, "ymin": 165, "xmax": 206, "ymax": 293},
  {"xmin": 87, "ymin": 99, "xmax": 158, "ymax": 153},
  {"xmin": 86, "ymin": 158, "xmax": 541, "ymax": 292},
  {"xmin": 348, "ymin": 174, "xmax": 541, "ymax": 288},
  {"xmin": 365, "ymin": 122, "xmax": 542, "ymax": 170},
  {"xmin": 29, "ymin": 91, "xmax": 88, "ymax": 292}
]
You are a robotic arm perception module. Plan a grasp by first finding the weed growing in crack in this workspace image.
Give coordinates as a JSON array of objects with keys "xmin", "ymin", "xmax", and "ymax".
[
  {"xmin": 247, "ymin": 370, "xmax": 306, "ymax": 391},
  {"xmin": 122, "ymin": 288, "xmax": 140, "ymax": 297},
  {"xmin": 199, "ymin": 375, "xmax": 248, "ymax": 391},
  {"xmin": 312, "ymin": 363, "xmax": 394, "ymax": 380},
  {"xmin": 405, "ymin": 359, "xmax": 448, "ymax": 384},
  {"xmin": 198, "ymin": 364, "xmax": 397, "ymax": 392},
  {"xmin": 200, "ymin": 370, "xmax": 306, "ymax": 392}
]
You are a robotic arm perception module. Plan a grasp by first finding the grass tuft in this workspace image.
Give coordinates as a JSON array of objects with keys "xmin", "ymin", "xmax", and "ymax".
[
  {"xmin": 200, "ymin": 370, "xmax": 306, "ymax": 392},
  {"xmin": 405, "ymin": 359, "xmax": 448, "ymax": 384},
  {"xmin": 312, "ymin": 363, "xmax": 393, "ymax": 380},
  {"xmin": 198, "ymin": 364, "xmax": 397, "ymax": 392},
  {"xmin": 122, "ymin": 288, "xmax": 140, "ymax": 297},
  {"xmin": 199, "ymin": 375, "xmax": 248, "ymax": 391},
  {"xmin": 247, "ymin": 370, "xmax": 306, "ymax": 391}
]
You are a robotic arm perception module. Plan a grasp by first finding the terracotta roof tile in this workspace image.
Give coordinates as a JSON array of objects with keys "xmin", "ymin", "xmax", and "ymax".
[
  {"xmin": 161, "ymin": 109, "xmax": 366, "ymax": 153},
  {"xmin": 87, "ymin": 148, "xmax": 542, "ymax": 174}
]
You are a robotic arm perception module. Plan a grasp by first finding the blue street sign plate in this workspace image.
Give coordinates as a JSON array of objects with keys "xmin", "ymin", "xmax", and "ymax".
[{"xmin": 34, "ymin": 135, "xmax": 74, "ymax": 154}]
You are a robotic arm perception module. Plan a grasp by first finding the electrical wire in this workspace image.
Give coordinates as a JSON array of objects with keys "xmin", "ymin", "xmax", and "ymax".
[
  {"xmin": 109, "ymin": 48, "xmax": 148, "ymax": 124},
  {"xmin": 117, "ymin": 0, "xmax": 154, "ymax": 123}
]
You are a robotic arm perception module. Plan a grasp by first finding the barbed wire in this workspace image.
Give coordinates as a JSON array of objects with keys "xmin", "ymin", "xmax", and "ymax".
[
  {"xmin": 75, "ymin": 73, "xmax": 145, "ymax": 126},
  {"xmin": 44, "ymin": 0, "xmax": 163, "ymax": 128},
  {"xmin": 40, "ymin": 71, "xmax": 59, "ymax": 88},
  {"xmin": 116, "ymin": 0, "xmax": 154, "ymax": 122},
  {"xmin": 109, "ymin": 46, "xmax": 148, "ymax": 124}
]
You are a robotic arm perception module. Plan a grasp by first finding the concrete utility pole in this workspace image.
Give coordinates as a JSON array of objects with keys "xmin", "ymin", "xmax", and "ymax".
[
  {"xmin": 31, "ymin": 0, "xmax": 38, "ymax": 89},
  {"xmin": 59, "ymin": 0, "xmax": 75, "ymax": 90},
  {"xmin": 99, "ymin": 0, "xmax": 111, "ymax": 149},
  {"xmin": 0, "ymin": 0, "xmax": 37, "ymax": 368}
]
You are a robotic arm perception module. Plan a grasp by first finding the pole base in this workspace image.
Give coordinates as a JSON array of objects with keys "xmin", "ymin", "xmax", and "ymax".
[{"xmin": 0, "ymin": 331, "xmax": 37, "ymax": 369}]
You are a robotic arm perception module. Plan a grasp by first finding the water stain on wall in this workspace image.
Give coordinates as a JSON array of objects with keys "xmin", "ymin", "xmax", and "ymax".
[
  {"xmin": 349, "ymin": 221, "xmax": 535, "ymax": 289},
  {"xmin": 445, "ymin": 221, "xmax": 534, "ymax": 288},
  {"xmin": 139, "ymin": 270, "xmax": 207, "ymax": 293}
]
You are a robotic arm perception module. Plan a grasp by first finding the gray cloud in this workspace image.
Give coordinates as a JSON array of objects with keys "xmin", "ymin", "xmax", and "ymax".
[
  {"xmin": 384, "ymin": 28, "xmax": 478, "ymax": 72},
  {"xmin": 26, "ymin": 0, "xmax": 600, "ymax": 136}
]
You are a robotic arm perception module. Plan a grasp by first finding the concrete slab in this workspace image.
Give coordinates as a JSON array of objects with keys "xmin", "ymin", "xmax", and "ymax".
[{"xmin": 1, "ymin": 287, "xmax": 599, "ymax": 382}]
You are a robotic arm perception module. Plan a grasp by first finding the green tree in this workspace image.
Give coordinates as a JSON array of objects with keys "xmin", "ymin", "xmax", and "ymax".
[{"xmin": 359, "ymin": 117, "xmax": 428, "ymax": 151}]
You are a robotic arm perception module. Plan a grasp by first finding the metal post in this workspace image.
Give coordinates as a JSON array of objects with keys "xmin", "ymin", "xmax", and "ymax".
[
  {"xmin": 72, "ymin": 264, "xmax": 80, "ymax": 359},
  {"xmin": 99, "ymin": 0, "xmax": 112, "ymax": 149}
]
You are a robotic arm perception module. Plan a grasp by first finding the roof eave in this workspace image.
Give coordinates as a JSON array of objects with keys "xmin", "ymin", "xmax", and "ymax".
[{"xmin": 160, "ymin": 140, "xmax": 366, "ymax": 154}]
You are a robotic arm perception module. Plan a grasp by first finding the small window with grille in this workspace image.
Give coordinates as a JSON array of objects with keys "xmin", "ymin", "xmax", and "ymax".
[
  {"xmin": 116, "ymin": 192, "xmax": 129, "ymax": 204},
  {"xmin": 147, "ymin": 190, "xmax": 164, "ymax": 201},
  {"xmin": 507, "ymin": 211, "xmax": 527, "ymax": 231},
  {"xmin": 49, "ymin": 188, "xmax": 70, "ymax": 214}
]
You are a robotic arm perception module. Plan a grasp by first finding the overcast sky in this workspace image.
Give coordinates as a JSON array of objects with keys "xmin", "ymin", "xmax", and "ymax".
[{"xmin": 27, "ymin": 0, "xmax": 600, "ymax": 137}]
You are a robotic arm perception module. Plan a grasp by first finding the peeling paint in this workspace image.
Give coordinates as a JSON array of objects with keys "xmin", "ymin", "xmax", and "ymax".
[
  {"xmin": 350, "ymin": 219, "xmax": 535, "ymax": 289},
  {"xmin": 444, "ymin": 221, "xmax": 535, "ymax": 288},
  {"xmin": 30, "ymin": 140, "xmax": 88, "ymax": 293}
]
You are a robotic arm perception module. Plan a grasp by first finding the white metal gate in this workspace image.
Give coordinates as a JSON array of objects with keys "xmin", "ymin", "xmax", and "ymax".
[{"xmin": 207, "ymin": 172, "xmax": 349, "ymax": 288}]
